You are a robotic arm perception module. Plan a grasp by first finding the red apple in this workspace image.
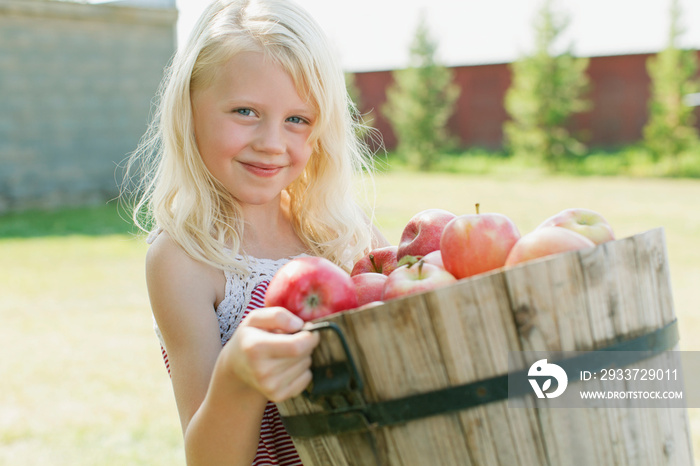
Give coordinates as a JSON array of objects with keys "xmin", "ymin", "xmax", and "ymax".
[
  {"xmin": 422, "ymin": 250, "xmax": 444, "ymax": 269},
  {"xmin": 536, "ymin": 208, "xmax": 615, "ymax": 245},
  {"xmin": 351, "ymin": 246, "xmax": 399, "ymax": 276},
  {"xmin": 351, "ymin": 273, "xmax": 388, "ymax": 306},
  {"xmin": 505, "ymin": 226, "xmax": 596, "ymax": 266},
  {"xmin": 264, "ymin": 257, "xmax": 358, "ymax": 322},
  {"xmin": 397, "ymin": 209, "xmax": 457, "ymax": 261},
  {"xmin": 440, "ymin": 204, "xmax": 521, "ymax": 279},
  {"xmin": 382, "ymin": 261, "xmax": 457, "ymax": 300}
]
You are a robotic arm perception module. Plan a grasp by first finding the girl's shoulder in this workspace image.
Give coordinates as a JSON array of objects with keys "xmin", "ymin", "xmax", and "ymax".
[
  {"xmin": 146, "ymin": 230, "xmax": 225, "ymax": 310},
  {"xmin": 146, "ymin": 229, "xmax": 214, "ymax": 271},
  {"xmin": 146, "ymin": 230, "xmax": 190, "ymax": 273}
]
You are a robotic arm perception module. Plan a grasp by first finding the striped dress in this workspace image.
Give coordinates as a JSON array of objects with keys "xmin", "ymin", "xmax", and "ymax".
[{"xmin": 156, "ymin": 255, "xmax": 306, "ymax": 466}]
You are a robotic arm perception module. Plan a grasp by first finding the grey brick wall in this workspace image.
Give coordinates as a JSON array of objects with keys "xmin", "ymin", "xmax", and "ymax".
[{"xmin": 0, "ymin": 0, "xmax": 177, "ymax": 212}]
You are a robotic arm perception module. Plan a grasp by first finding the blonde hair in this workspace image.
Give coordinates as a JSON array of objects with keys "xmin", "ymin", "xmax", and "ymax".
[{"xmin": 124, "ymin": 0, "xmax": 378, "ymax": 273}]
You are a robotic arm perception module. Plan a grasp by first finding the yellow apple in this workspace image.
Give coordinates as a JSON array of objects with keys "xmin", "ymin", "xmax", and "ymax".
[{"xmin": 537, "ymin": 208, "xmax": 614, "ymax": 245}]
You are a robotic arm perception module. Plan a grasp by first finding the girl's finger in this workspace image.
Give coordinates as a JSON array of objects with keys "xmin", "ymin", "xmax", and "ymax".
[
  {"xmin": 262, "ymin": 329, "xmax": 320, "ymax": 359},
  {"xmin": 242, "ymin": 307, "xmax": 305, "ymax": 334},
  {"xmin": 264, "ymin": 356, "xmax": 314, "ymax": 402},
  {"xmin": 275, "ymin": 365, "xmax": 314, "ymax": 402}
]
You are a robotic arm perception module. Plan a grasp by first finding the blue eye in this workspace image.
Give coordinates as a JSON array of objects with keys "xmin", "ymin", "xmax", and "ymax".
[
  {"xmin": 286, "ymin": 116, "xmax": 307, "ymax": 124},
  {"xmin": 235, "ymin": 108, "xmax": 253, "ymax": 116}
]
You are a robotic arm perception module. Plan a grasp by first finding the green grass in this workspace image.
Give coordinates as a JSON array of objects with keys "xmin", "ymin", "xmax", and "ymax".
[
  {"xmin": 0, "ymin": 234, "xmax": 184, "ymax": 465},
  {"xmin": 385, "ymin": 144, "xmax": 700, "ymax": 178},
  {"xmin": 1, "ymin": 174, "xmax": 699, "ymax": 464},
  {"xmin": 0, "ymin": 202, "xmax": 139, "ymax": 238}
]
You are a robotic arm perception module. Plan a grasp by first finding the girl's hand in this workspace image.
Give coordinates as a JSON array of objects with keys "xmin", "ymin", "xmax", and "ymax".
[{"xmin": 224, "ymin": 307, "xmax": 320, "ymax": 402}]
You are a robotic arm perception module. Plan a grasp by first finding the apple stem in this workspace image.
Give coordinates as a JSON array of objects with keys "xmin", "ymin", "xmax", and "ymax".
[
  {"xmin": 369, "ymin": 254, "xmax": 381, "ymax": 273},
  {"xmin": 417, "ymin": 259, "xmax": 424, "ymax": 277},
  {"xmin": 397, "ymin": 255, "xmax": 419, "ymax": 268},
  {"xmin": 475, "ymin": 203, "xmax": 480, "ymax": 215}
]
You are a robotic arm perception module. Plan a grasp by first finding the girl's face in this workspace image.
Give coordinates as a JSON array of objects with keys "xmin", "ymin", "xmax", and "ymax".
[{"xmin": 191, "ymin": 51, "xmax": 317, "ymax": 208}]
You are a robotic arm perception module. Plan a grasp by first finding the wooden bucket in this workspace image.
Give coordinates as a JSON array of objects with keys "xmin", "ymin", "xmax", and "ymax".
[{"xmin": 276, "ymin": 228, "xmax": 694, "ymax": 465}]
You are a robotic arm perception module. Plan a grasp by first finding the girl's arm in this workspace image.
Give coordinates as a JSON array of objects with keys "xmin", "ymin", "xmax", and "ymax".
[{"xmin": 146, "ymin": 233, "xmax": 318, "ymax": 466}]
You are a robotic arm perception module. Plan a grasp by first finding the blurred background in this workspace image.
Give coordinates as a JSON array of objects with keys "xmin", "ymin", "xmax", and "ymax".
[{"xmin": 2, "ymin": 0, "xmax": 699, "ymax": 210}]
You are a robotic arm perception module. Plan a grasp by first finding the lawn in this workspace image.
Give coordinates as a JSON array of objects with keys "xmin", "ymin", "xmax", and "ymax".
[{"xmin": 1, "ymin": 172, "xmax": 698, "ymax": 464}]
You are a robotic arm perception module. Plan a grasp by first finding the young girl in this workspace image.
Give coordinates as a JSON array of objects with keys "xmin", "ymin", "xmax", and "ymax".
[{"xmin": 125, "ymin": 0, "xmax": 388, "ymax": 464}]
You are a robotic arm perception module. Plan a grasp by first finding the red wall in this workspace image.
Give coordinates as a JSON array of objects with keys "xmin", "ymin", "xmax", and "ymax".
[
  {"xmin": 570, "ymin": 54, "xmax": 653, "ymax": 146},
  {"xmin": 353, "ymin": 52, "xmax": 700, "ymax": 151}
]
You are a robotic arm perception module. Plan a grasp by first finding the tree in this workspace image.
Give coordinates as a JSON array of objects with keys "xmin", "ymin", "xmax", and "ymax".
[
  {"xmin": 383, "ymin": 16, "xmax": 460, "ymax": 171},
  {"xmin": 643, "ymin": 0, "xmax": 700, "ymax": 162},
  {"xmin": 503, "ymin": 0, "xmax": 590, "ymax": 171}
]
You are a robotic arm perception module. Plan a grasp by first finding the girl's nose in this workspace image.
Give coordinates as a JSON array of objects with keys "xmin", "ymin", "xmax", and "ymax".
[{"xmin": 252, "ymin": 121, "xmax": 285, "ymax": 155}]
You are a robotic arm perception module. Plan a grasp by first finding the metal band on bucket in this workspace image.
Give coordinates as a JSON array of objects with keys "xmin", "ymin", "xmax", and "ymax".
[{"xmin": 280, "ymin": 319, "xmax": 680, "ymax": 437}]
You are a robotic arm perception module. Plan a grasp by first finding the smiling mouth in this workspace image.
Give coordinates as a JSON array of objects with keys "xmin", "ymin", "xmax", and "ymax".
[{"xmin": 241, "ymin": 162, "xmax": 283, "ymax": 177}]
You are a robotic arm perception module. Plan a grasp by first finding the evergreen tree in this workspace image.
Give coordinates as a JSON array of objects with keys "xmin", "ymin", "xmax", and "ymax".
[
  {"xmin": 383, "ymin": 16, "xmax": 460, "ymax": 171},
  {"xmin": 503, "ymin": 0, "xmax": 590, "ymax": 171},
  {"xmin": 643, "ymin": 0, "xmax": 700, "ymax": 162}
]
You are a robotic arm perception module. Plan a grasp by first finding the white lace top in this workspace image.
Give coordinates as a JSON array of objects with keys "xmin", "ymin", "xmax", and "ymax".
[{"xmin": 215, "ymin": 254, "xmax": 308, "ymax": 345}]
